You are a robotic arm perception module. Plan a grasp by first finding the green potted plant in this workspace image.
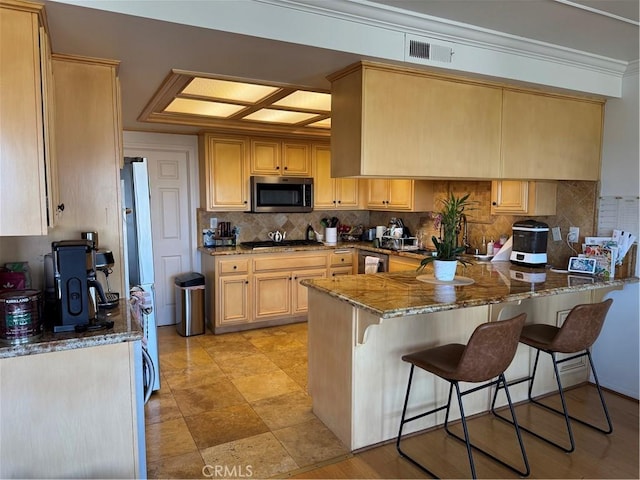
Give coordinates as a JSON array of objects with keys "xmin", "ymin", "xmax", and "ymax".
[{"xmin": 418, "ymin": 192, "xmax": 473, "ymax": 281}]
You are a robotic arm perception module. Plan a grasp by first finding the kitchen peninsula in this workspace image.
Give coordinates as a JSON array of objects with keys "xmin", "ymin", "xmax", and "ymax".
[{"xmin": 302, "ymin": 262, "xmax": 634, "ymax": 451}]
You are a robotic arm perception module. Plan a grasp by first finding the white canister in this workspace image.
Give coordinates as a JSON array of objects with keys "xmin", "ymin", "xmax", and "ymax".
[
  {"xmin": 375, "ymin": 226, "xmax": 386, "ymax": 239},
  {"xmin": 325, "ymin": 227, "xmax": 338, "ymax": 245}
]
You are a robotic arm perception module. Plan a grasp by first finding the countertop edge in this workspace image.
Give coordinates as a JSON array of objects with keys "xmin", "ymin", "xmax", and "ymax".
[
  {"xmin": 0, "ymin": 301, "xmax": 144, "ymax": 359},
  {"xmin": 302, "ymin": 269, "xmax": 635, "ymax": 319}
]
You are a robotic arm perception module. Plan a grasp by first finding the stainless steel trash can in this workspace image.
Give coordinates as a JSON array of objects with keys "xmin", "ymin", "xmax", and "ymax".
[{"xmin": 175, "ymin": 272, "xmax": 205, "ymax": 337}]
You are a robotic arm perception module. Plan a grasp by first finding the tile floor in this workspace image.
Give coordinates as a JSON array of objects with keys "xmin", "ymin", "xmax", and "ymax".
[{"xmin": 144, "ymin": 322, "xmax": 350, "ymax": 479}]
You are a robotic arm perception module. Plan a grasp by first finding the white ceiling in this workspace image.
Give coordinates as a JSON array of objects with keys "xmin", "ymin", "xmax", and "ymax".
[{"xmin": 43, "ymin": 0, "xmax": 639, "ymax": 135}]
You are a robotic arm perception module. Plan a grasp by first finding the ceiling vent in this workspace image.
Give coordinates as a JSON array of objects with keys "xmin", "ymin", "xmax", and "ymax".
[{"xmin": 405, "ymin": 35, "xmax": 454, "ymax": 65}]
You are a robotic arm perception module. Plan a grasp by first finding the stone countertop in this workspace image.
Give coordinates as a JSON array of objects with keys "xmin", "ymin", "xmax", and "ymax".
[
  {"xmin": 198, "ymin": 242, "xmax": 429, "ymax": 256},
  {"xmin": 0, "ymin": 300, "xmax": 143, "ymax": 359},
  {"xmin": 301, "ymin": 261, "xmax": 636, "ymax": 319}
]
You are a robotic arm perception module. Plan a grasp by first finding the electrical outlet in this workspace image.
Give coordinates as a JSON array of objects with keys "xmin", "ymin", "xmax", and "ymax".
[
  {"xmin": 552, "ymin": 226, "xmax": 562, "ymax": 242},
  {"xmin": 568, "ymin": 226, "xmax": 579, "ymax": 243}
]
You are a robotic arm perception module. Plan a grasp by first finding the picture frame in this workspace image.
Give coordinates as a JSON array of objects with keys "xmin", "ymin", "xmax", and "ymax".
[{"xmin": 567, "ymin": 256, "xmax": 597, "ymax": 274}]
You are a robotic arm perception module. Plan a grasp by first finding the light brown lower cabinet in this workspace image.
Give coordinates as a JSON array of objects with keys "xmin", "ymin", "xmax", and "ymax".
[
  {"xmin": 0, "ymin": 341, "xmax": 144, "ymax": 478},
  {"xmin": 292, "ymin": 268, "xmax": 328, "ymax": 314},
  {"xmin": 203, "ymin": 249, "xmax": 353, "ymax": 333}
]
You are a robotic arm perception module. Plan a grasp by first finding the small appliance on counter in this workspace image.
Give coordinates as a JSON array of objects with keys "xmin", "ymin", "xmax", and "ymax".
[
  {"xmin": 510, "ymin": 220, "xmax": 549, "ymax": 267},
  {"xmin": 95, "ymin": 248, "xmax": 119, "ymax": 309},
  {"xmin": 51, "ymin": 240, "xmax": 109, "ymax": 332}
]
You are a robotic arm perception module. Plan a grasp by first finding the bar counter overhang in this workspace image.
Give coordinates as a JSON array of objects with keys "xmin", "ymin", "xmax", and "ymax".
[{"xmin": 302, "ymin": 261, "xmax": 635, "ymax": 451}]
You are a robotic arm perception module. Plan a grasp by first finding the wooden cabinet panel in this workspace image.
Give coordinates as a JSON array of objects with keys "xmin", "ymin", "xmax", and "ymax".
[
  {"xmin": 366, "ymin": 179, "xmax": 434, "ymax": 212},
  {"xmin": 199, "ymin": 134, "xmax": 249, "ymax": 211},
  {"xmin": 210, "ymin": 251, "xmax": 339, "ymax": 332},
  {"xmin": 292, "ymin": 268, "xmax": 326, "ymax": 315},
  {"xmin": 329, "ymin": 62, "xmax": 502, "ymax": 179},
  {"xmin": 254, "ymin": 253, "xmax": 326, "ymax": 271},
  {"xmin": 330, "ymin": 266, "xmax": 354, "ymax": 277},
  {"xmin": 501, "ymin": 89, "xmax": 603, "ymax": 180},
  {"xmin": 218, "ymin": 258, "xmax": 250, "ymax": 274},
  {"xmin": 0, "ymin": 342, "xmax": 143, "ymax": 478},
  {"xmin": 0, "ymin": 3, "xmax": 55, "ymax": 235},
  {"xmin": 491, "ymin": 180, "xmax": 557, "ymax": 216},
  {"xmin": 312, "ymin": 144, "xmax": 361, "ymax": 210},
  {"xmin": 51, "ymin": 55, "xmax": 124, "ymax": 293},
  {"xmin": 218, "ymin": 274, "xmax": 251, "ymax": 325},
  {"xmin": 282, "ymin": 142, "xmax": 311, "ymax": 176},
  {"xmin": 329, "ymin": 250, "xmax": 354, "ymax": 267},
  {"xmin": 253, "ymin": 271, "xmax": 292, "ymax": 319},
  {"xmin": 250, "ymin": 139, "xmax": 280, "ymax": 174},
  {"xmin": 249, "ymin": 139, "xmax": 311, "ymax": 176}
]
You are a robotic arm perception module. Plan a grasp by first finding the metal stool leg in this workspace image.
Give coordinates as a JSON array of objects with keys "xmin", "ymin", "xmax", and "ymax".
[
  {"xmin": 492, "ymin": 348, "xmax": 613, "ymax": 453},
  {"xmin": 444, "ymin": 375, "xmax": 530, "ymax": 478},
  {"xmin": 398, "ymin": 371, "xmax": 530, "ymax": 479}
]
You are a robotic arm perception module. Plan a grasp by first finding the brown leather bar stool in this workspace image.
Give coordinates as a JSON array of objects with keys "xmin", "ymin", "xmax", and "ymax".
[
  {"xmin": 396, "ymin": 313, "xmax": 529, "ymax": 479},
  {"xmin": 492, "ymin": 299, "xmax": 614, "ymax": 453}
]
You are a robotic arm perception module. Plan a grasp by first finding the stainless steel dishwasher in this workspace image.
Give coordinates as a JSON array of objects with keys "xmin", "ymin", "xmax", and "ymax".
[{"xmin": 357, "ymin": 250, "xmax": 389, "ymax": 273}]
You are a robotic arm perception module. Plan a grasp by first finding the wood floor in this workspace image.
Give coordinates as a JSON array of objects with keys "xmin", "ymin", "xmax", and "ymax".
[{"xmin": 289, "ymin": 384, "xmax": 639, "ymax": 479}]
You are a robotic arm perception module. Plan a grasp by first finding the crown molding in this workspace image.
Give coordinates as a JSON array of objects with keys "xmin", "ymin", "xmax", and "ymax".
[{"xmin": 265, "ymin": 0, "xmax": 628, "ymax": 77}]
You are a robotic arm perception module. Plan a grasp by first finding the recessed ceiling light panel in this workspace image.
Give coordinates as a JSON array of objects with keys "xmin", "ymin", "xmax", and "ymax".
[
  {"xmin": 165, "ymin": 98, "xmax": 245, "ymax": 117},
  {"xmin": 307, "ymin": 118, "xmax": 331, "ymax": 128},
  {"xmin": 244, "ymin": 109, "xmax": 318, "ymax": 124},
  {"xmin": 182, "ymin": 78, "xmax": 278, "ymax": 103},
  {"xmin": 272, "ymin": 91, "xmax": 331, "ymax": 111}
]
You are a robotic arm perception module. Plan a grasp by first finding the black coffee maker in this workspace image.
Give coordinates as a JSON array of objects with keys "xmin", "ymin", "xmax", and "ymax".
[{"xmin": 51, "ymin": 240, "xmax": 109, "ymax": 332}]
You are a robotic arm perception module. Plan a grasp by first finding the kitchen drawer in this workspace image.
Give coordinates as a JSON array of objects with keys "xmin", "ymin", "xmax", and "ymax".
[
  {"xmin": 218, "ymin": 257, "xmax": 250, "ymax": 274},
  {"xmin": 330, "ymin": 250, "xmax": 354, "ymax": 267},
  {"xmin": 253, "ymin": 253, "xmax": 327, "ymax": 272}
]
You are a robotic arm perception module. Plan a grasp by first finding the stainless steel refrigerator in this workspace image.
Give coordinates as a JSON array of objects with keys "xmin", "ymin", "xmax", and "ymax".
[{"xmin": 121, "ymin": 157, "xmax": 160, "ymax": 393}]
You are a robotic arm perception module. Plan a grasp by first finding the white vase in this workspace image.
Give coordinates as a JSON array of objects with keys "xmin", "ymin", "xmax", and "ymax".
[{"xmin": 433, "ymin": 259, "xmax": 457, "ymax": 281}]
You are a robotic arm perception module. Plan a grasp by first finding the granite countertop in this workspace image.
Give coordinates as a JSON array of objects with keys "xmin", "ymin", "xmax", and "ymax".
[
  {"xmin": 0, "ymin": 300, "xmax": 143, "ymax": 359},
  {"xmin": 301, "ymin": 261, "xmax": 635, "ymax": 319},
  {"xmin": 199, "ymin": 241, "xmax": 426, "ymax": 256}
]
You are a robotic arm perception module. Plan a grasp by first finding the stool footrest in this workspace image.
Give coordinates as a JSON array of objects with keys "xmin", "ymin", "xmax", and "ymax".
[
  {"xmin": 493, "ymin": 348, "xmax": 613, "ymax": 454},
  {"xmin": 397, "ymin": 371, "xmax": 530, "ymax": 479}
]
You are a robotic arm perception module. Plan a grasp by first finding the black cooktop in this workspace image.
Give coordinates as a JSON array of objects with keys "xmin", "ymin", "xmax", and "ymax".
[{"xmin": 241, "ymin": 240, "xmax": 324, "ymax": 249}]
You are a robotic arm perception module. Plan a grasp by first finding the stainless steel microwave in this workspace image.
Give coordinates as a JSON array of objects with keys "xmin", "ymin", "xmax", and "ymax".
[{"xmin": 250, "ymin": 176, "xmax": 314, "ymax": 213}]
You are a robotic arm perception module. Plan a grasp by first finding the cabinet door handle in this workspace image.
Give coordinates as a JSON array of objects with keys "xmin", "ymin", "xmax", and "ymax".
[
  {"xmin": 233, "ymin": 265, "xmax": 237, "ymax": 269},
  {"xmin": 337, "ymin": 200, "xmax": 341, "ymax": 204},
  {"xmin": 492, "ymin": 201, "xmax": 497, "ymax": 206},
  {"xmin": 284, "ymin": 166, "xmax": 288, "ymax": 170},
  {"xmin": 245, "ymin": 281, "xmax": 249, "ymax": 284},
  {"xmin": 276, "ymin": 166, "xmax": 280, "ymax": 170}
]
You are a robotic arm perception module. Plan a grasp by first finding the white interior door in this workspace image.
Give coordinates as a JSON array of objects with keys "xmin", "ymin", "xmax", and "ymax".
[{"xmin": 124, "ymin": 133, "xmax": 198, "ymax": 326}]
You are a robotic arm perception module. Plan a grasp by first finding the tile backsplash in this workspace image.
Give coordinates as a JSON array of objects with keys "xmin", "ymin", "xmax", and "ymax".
[
  {"xmin": 198, "ymin": 209, "xmax": 370, "ymax": 243},
  {"xmin": 199, "ymin": 180, "xmax": 598, "ymax": 269}
]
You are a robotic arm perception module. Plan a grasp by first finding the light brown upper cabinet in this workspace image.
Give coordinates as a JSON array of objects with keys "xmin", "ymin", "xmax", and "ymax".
[
  {"xmin": 0, "ymin": 1, "xmax": 58, "ymax": 235},
  {"xmin": 328, "ymin": 62, "xmax": 502, "ymax": 179},
  {"xmin": 199, "ymin": 134, "xmax": 250, "ymax": 211},
  {"xmin": 52, "ymin": 55, "xmax": 124, "ymax": 292},
  {"xmin": 250, "ymin": 139, "xmax": 311, "ymax": 176},
  {"xmin": 491, "ymin": 180, "xmax": 557, "ymax": 216},
  {"xmin": 501, "ymin": 89, "xmax": 603, "ymax": 180},
  {"xmin": 365, "ymin": 179, "xmax": 434, "ymax": 212},
  {"xmin": 313, "ymin": 144, "xmax": 362, "ymax": 210}
]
